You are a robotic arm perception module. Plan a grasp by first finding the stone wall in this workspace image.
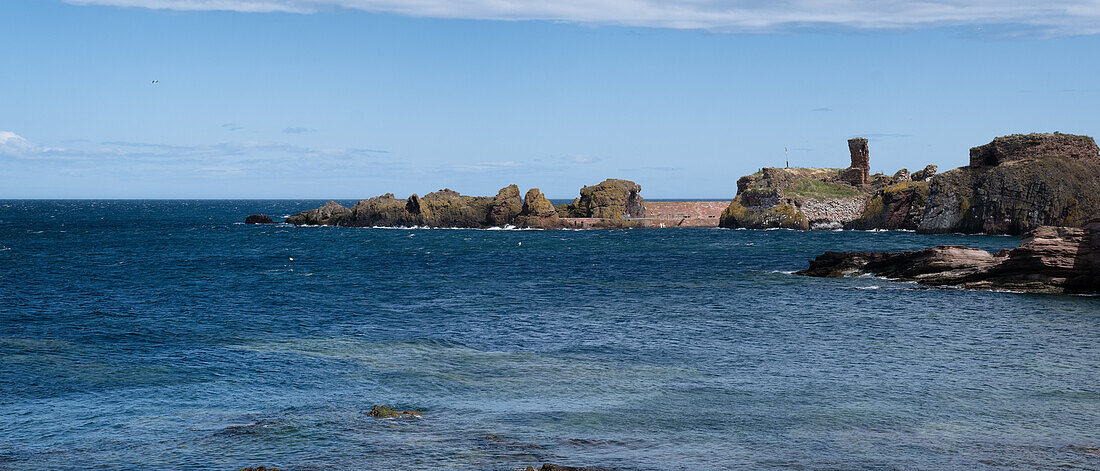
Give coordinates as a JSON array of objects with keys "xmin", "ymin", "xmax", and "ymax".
[{"xmin": 640, "ymin": 201, "xmax": 727, "ymax": 227}]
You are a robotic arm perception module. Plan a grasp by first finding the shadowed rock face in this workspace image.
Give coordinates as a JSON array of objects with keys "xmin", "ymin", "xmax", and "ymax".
[
  {"xmin": 919, "ymin": 151, "xmax": 1100, "ymax": 234},
  {"xmin": 244, "ymin": 214, "xmax": 274, "ymax": 224},
  {"xmin": 797, "ymin": 221, "xmax": 1100, "ymax": 293},
  {"xmin": 969, "ymin": 132, "xmax": 1099, "ymax": 168}
]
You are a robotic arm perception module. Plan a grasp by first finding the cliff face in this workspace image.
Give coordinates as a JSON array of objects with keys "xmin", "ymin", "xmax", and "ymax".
[{"xmin": 919, "ymin": 133, "xmax": 1100, "ymax": 234}]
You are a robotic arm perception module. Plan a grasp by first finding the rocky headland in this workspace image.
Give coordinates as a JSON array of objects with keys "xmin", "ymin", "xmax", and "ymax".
[
  {"xmin": 796, "ymin": 220, "xmax": 1100, "ymax": 294},
  {"xmin": 721, "ymin": 132, "xmax": 1100, "ymax": 234}
]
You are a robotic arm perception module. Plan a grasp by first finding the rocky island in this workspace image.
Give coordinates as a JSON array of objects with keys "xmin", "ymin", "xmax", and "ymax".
[
  {"xmin": 797, "ymin": 220, "xmax": 1100, "ymax": 294},
  {"xmin": 721, "ymin": 132, "xmax": 1100, "ymax": 234},
  {"xmin": 283, "ymin": 178, "xmax": 650, "ymax": 229}
]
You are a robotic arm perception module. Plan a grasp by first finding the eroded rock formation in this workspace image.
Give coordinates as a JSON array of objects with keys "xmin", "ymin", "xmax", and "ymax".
[
  {"xmin": 283, "ymin": 179, "xmax": 646, "ymax": 229},
  {"xmin": 920, "ymin": 133, "xmax": 1100, "ymax": 234},
  {"xmin": 559, "ymin": 179, "xmax": 645, "ymax": 219},
  {"xmin": 797, "ymin": 221, "xmax": 1100, "ymax": 293}
]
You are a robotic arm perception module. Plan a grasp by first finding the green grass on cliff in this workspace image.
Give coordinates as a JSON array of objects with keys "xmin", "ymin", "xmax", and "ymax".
[{"xmin": 784, "ymin": 178, "xmax": 862, "ymax": 199}]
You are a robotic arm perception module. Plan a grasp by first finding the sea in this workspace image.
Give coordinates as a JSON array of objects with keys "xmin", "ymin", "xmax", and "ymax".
[{"xmin": 1, "ymin": 200, "xmax": 1098, "ymax": 470}]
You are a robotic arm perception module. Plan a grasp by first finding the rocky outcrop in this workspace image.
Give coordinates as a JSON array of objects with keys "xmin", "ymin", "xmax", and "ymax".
[
  {"xmin": 919, "ymin": 134, "xmax": 1100, "ymax": 234},
  {"xmin": 797, "ymin": 221, "xmax": 1100, "ymax": 293},
  {"xmin": 284, "ymin": 200, "xmax": 352, "ymax": 226},
  {"xmin": 244, "ymin": 214, "xmax": 275, "ymax": 224},
  {"xmin": 515, "ymin": 188, "xmax": 562, "ymax": 228},
  {"xmin": 367, "ymin": 405, "xmax": 421, "ymax": 418},
  {"xmin": 560, "ymin": 179, "xmax": 645, "ymax": 219},
  {"xmin": 283, "ymin": 179, "xmax": 646, "ymax": 229},
  {"xmin": 911, "ymin": 164, "xmax": 937, "ymax": 182},
  {"xmin": 969, "ymin": 132, "xmax": 1099, "ymax": 168},
  {"xmin": 489, "ymin": 184, "xmax": 523, "ymax": 226}
]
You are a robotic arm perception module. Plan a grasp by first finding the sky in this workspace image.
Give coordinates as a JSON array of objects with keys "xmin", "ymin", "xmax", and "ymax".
[{"xmin": 2, "ymin": 0, "xmax": 1099, "ymax": 199}]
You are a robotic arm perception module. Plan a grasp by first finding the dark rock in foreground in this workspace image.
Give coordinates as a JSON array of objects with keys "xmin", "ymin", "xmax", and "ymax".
[
  {"xmin": 797, "ymin": 221, "xmax": 1100, "ymax": 293},
  {"xmin": 244, "ymin": 214, "xmax": 275, "ymax": 224}
]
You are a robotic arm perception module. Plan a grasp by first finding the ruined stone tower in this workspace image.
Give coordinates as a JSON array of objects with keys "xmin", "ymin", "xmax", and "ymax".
[{"xmin": 840, "ymin": 137, "xmax": 870, "ymax": 185}]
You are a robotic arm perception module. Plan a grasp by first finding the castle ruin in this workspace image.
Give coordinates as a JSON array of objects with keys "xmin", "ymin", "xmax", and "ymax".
[{"xmin": 840, "ymin": 137, "xmax": 870, "ymax": 186}]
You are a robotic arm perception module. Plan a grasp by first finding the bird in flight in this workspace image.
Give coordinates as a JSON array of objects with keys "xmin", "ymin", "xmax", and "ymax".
[{"xmin": 151, "ymin": 80, "xmax": 159, "ymax": 84}]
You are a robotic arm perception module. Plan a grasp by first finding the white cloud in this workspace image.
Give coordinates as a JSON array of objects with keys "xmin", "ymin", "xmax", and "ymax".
[
  {"xmin": 0, "ymin": 131, "xmax": 36, "ymax": 156},
  {"xmin": 63, "ymin": 0, "xmax": 1100, "ymax": 35}
]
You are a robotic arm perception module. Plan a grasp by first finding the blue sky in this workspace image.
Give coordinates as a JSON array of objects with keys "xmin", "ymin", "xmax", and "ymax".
[{"xmin": 2, "ymin": 0, "xmax": 1099, "ymax": 199}]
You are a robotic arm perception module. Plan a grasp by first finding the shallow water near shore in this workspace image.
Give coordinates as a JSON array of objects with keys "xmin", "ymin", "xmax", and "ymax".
[{"xmin": 1, "ymin": 200, "xmax": 1099, "ymax": 470}]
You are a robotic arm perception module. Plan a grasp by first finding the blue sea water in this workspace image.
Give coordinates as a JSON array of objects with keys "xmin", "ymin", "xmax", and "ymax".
[{"xmin": 1, "ymin": 200, "xmax": 1098, "ymax": 470}]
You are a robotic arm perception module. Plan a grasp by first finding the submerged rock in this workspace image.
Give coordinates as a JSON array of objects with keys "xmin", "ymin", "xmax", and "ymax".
[
  {"xmin": 244, "ymin": 214, "xmax": 275, "ymax": 224},
  {"xmin": 367, "ymin": 405, "xmax": 422, "ymax": 418},
  {"xmin": 797, "ymin": 221, "xmax": 1100, "ymax": 293},
  {"xmin": 524, "ymin": 464, "xmax": 613, "ymax": 471}
]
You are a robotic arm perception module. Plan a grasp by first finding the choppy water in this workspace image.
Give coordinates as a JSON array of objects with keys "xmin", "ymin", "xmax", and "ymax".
[{"xmin": 1, "ymin": 200, "xmax": 1098, "ymax": 470}]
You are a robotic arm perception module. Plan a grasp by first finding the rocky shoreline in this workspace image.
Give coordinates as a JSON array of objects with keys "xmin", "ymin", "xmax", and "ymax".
[
  {"xmin": 249, "ymin": 132, "xmax": 1099, "ymax": 235},
  {"xmin": 796, "ymin": 220, "xmax": 1100, "ymax": 294}
]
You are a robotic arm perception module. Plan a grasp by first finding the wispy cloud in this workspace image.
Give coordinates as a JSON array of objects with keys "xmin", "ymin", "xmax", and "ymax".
[
  {"xmin": 811, "ymin": 107, "xmax": 833, "ymax": 112},
  {"xmin": 64, "ymin": 0, "xmax": 1100, "ymax": 35},
  {"xmin": 222, "ymin": 123, "xmax": 244, "ymax": 131},
  {"xmin": 1, "ymin": 131, "xmax": 392, "ymax": 176},
  {"xmin": 283, "ymin": 127, "xmax": 315, "ymax": 134}
]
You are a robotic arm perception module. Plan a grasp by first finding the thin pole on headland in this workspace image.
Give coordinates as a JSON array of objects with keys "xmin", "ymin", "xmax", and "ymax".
[{"xmin": 785, "ymin": 147, "xmax": 789, "ymax": 168}]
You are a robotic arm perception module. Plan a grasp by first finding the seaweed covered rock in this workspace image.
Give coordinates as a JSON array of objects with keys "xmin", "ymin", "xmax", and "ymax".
[
  {"xmin": 418, "ymin": 189, "xmax": 495, "ymax": 227},
  {"xmin": 489, "ymin": 184, "xmax": 523, "ymax": 226},
  {"xmin": 244, "ymin": 214, "xmax": 275, "ymax": 224},
  {"xmin": 367, "ymin": 405, "xmax": 421, "ymax": 418},
  {"xmin": 284, "ymin": 201, "xmax": 352, "ymax": 226},
  {"xmin": 720, "ymin": 200, "xmax": 809, "ymax": 230},
  {"xmin": 920, "ymin": 134, "xmax": 1100, "ymax": 234},
  {"xmin": 516, "ymin": 188, "xmax": 561, "ymax": 228},
  {"xmin": 564, "ymin": 179, "xmax": 644, "ymax": 219}
]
